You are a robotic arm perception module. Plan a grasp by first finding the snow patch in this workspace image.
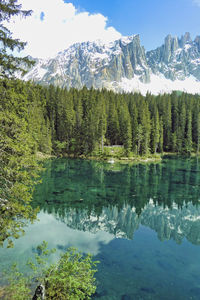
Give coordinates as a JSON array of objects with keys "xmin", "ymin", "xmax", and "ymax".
[
  {"xmin": 175, "ymin": 48, "xmax": 182, "ymax": 55},
  {"xmin": 120, "ymin": 35, "xmax": 137, "ymax": 46},
  {"xmin": 191, "ymin": 58, "xmax": 200, "ymax": 65},
  {"xmin": 24, "ymin": 66, "xmax": 47, "ymax": 80},
  {"xmin": 184, "ymin": 44, "xmax": 192, "ymax": 51},
  {"xmin": 118, "ymin": 74, "xmax": 200, "ymax": 95}
]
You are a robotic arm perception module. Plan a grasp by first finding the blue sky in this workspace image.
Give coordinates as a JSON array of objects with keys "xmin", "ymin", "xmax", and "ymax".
[{"xmin": 7, "ymin": 0, "xmax": 200, "ymax": 58}]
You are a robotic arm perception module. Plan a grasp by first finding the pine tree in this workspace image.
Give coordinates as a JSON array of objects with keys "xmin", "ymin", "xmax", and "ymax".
[
  {"xmin": 140, "ymin": 102, "xmax": 151, "ymax": 155},
  {"xmin": 158, "ymin": 117, "xmax": 164, "ymax": 153},
  {"xmin": 185, "ymin": 110, "xmax": 192, "ymax": 155},
  {"xmin": 163, "ymin": 96, "xmax": 172, "ymax": 151},
  {"xmin": 0, "ymin": 79, "xmax": 39, "ymax": 246},
  {"xmin": 106, "ymin": 96, "xmax": 120, "ymax": 145},
  {"xmin": 0, "ymin": 0, "xmax": 34, "ymax": 78},
  {"xmin": 136, "ymin": 124, "xmax": 143, "ymax": 155},
  {"xmin": 118, "ymin": 103, "xmax": 132, "ymax": 153},
  {"xmin": 129, "ymin": 99, "xmax": 138, "ymax": 154},
  {"xmin": 197, "ymin": 112, "xmax": 200, "ymax": 155},
  {"xmin": 178, "ymin": 101, "xmax": 186, "ymax": 153},
  {"xmin": 96, "ymin": 94, "xmax": 107, "ymax": 152},
  {"xmin": 73, "ymin": 89, "xmax": 83, "ymax": 154},
  {"xmin": 56, "ymin": 89, "xmax": 75, "ymax": 153},
  {"xmin": 46, "ymin": 85, "xmax": 57, "ymax": 142},
  {"xmin": 151, "ymin": 107, "xmax": 160, "ymax": 154}
]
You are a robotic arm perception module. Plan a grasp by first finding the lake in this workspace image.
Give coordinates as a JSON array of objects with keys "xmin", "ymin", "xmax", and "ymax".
[{"xmin": 1, "ymin": 157, "xmax": 200, "ymax": 299}]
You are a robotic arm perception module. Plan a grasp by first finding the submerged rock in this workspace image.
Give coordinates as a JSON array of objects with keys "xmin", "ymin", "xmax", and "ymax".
[
  {"xmin": 94, "ymin": 289, "xmax": 108, "ymax": 298},
  {"xmin": 190, "ymin": 287, "xmax": 200, "ymax": 296},
  {"xmin": 121, "ymin": 295, "xmax": 132, "ymax": 300},
  {"xmin": 140, "ymin": 287, "xmax": 155, "ymax": 294}
]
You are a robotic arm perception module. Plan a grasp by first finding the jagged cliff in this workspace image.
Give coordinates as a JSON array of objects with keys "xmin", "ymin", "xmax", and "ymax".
[
  {"xmin": 147, "ymin": 32, "xmax": 200, "ymax": 81},
  {"xmin": 25, "ymin": 35, "xmax": 150, "ymax": 90},
  {"xmin": 24, "ymin": 32, "xmax": 200, "ymax": 95}
]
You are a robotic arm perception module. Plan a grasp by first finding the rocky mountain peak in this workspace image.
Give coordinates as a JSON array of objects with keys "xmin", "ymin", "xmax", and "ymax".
[
  {"xmin": 194, "ymin": 35, "xmax": 200, "ymax": 51},
  {"xmin": 146, "ymin": 32, "xmax": 200, "ymax": 82},
  {"xmin": 25, "ymin": 34, "xmax": 150, "ymax": 90},
  {"xmin": 163, "ymin": 34, "xmax": 179, "ymax": 62},
  {"xmin": 180, "ymin": 32, "xmax": 192, "ymax": 47},
  {"xmin": 24, "ymin": 32, "xmax": 200, "ymax": 95}
]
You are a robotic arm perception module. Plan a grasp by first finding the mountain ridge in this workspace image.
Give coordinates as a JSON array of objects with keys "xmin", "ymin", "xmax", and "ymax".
[{"xmin": 24, "ymin": 32, "xmax": 200, "ymax": 95}]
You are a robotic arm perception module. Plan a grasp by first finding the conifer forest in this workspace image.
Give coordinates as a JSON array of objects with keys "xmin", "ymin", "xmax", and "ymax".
[{"xmin": 1, "ymin": 79, "xmax": 200, "ymax": 158}]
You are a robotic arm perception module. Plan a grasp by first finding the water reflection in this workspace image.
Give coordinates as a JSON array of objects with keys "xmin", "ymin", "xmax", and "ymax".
[
  {"xmin": 1, "ymin": 158, "xmax": 200, "ymax": 299},
  {"xmin": 33, "ymin": 157, "xmax": 200, "ymax": 245}
]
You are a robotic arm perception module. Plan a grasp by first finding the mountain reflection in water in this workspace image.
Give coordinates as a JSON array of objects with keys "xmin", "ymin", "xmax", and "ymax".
[
  {"xmin": 1, "ymin": 157, "xmax": 200, "ymax": 300},
  {"xmin": 33, "ymin": 157, "xmax": 200, "ymax": 245}
]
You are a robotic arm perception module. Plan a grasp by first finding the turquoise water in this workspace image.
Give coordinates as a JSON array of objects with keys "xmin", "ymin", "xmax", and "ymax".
[{"xmin": 1, "ymin": 157, "xmax": 200, "ymax": 299}]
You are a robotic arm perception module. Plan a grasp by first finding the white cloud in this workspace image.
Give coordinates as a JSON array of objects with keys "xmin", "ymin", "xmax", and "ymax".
[{"xmin": 6, "ymin": 0, "xmax": 121, "ymax": 58}]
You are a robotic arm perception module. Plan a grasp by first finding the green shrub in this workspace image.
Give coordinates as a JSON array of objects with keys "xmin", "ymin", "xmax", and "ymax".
[
  {"xmin": 45, "ymin": 248, "xmax": 97, "ymax": 299},
  {"xmin": 4, "ymin": 242, "xmax": 98, "ymax": 300}
]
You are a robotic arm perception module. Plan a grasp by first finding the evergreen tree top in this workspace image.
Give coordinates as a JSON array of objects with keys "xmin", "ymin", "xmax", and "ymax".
[{"xmin": 0, "ymin": 0, "xmax": 34, "ymax": 78}]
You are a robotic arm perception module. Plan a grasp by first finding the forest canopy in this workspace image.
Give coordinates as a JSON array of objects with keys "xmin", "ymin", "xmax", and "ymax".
[{"xmin": 4, "ymin": 82, "xmax": 197, "ymax": 157}]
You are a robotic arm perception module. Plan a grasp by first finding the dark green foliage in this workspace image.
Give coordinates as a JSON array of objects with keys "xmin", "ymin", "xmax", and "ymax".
[
  {"xmin": 151, "ymin": 107, "xmax": 160, "ymax": 154},
  {"xmin": 0, "ymin": 79, "xmax": 51, "ymax": 247},
  {"xmin": 0, "ymin": 0, "xmax": 34, "ymax": 78},
  {"xmin": 197, "ymin": 112, "xmax": 200, "ymax": 154},
  {"xmin": 0, "ymin": 10, "xmax": 37, "ymax": 248},
  {"xmin": 2, "ymin": 79, "xmax": 200, "ymax": 161},
  {"xmin": 29, "ymin": 84, "xmax": 199, "ymax": 157}
]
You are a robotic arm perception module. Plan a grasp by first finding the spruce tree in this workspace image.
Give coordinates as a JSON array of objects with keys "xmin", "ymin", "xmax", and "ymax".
[
  {"xmin": 136, "ymin": 124, "xmax": 143, "ymax": 155},
  {"xmin": 140, "ymin": 102, "xmax": 151, "ymax": 155},
  {"xmin": 197, "ymin": 112, "xmax": 200, "ymax": 155},
  {"xmin": 118, "ymin": 103, "xmax": 132, "ymax": 153},
  {"xmin": 185, "ymin": 110, "xmax": 192, "ymax": 155},
  {"xmin": 151, "ymin": 107, "xmax": 160, "ymax": 154},
  {"xmin": 158, "ymin": 117, "xmax": 164, "ymax": 153},
  {"xmin": 73, "ymin": 90, "xmax": 83, "ymax": 154},
  {"xmin": 163, "ymin": 96, "xmax": 172, "ymax": 151},
  {"xmin": 96, "ymin": 94, "xmax": 107, "ymax": 152},
  {"xmin": 0, "ymin": 79, "xmax": 39, "ymax": 246},
  {"xmin": 129, "ymin": 100, "xmax": 138, "ymax": 154},
  {"xmin": 0, "ymin": 0, "xmax": 34, "ymax": 78},
  {"xmin": 106, "ymin": 96, "xmax": 120, "ymax": 145}
]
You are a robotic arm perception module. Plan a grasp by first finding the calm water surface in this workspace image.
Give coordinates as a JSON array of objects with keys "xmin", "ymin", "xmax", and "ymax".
[{"xmin": 1, "ymin": 157, "xmax": 200, "ymax": 299}]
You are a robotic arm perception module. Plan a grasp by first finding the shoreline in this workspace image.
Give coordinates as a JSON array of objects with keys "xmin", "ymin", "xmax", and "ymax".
[
  {"xmin": 36, "ymin": 150, "xmax": 200, "ymax": 164},
  {"xmin": 62, "ymin": 152, "xmax": 163, "ymax": 164},
  {"xmin": 84, "ymin": 155, "xmax": 162, "ymax": 164}
]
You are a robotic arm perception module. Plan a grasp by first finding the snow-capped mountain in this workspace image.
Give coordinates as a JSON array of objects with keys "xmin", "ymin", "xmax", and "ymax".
[
  {"xmin": 147, "ymin": 32, "xmax": 200, "ymax": 81},
  {"xmin": 24, "ymin": 32, "xmax": 200, "ymax": 95}
]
